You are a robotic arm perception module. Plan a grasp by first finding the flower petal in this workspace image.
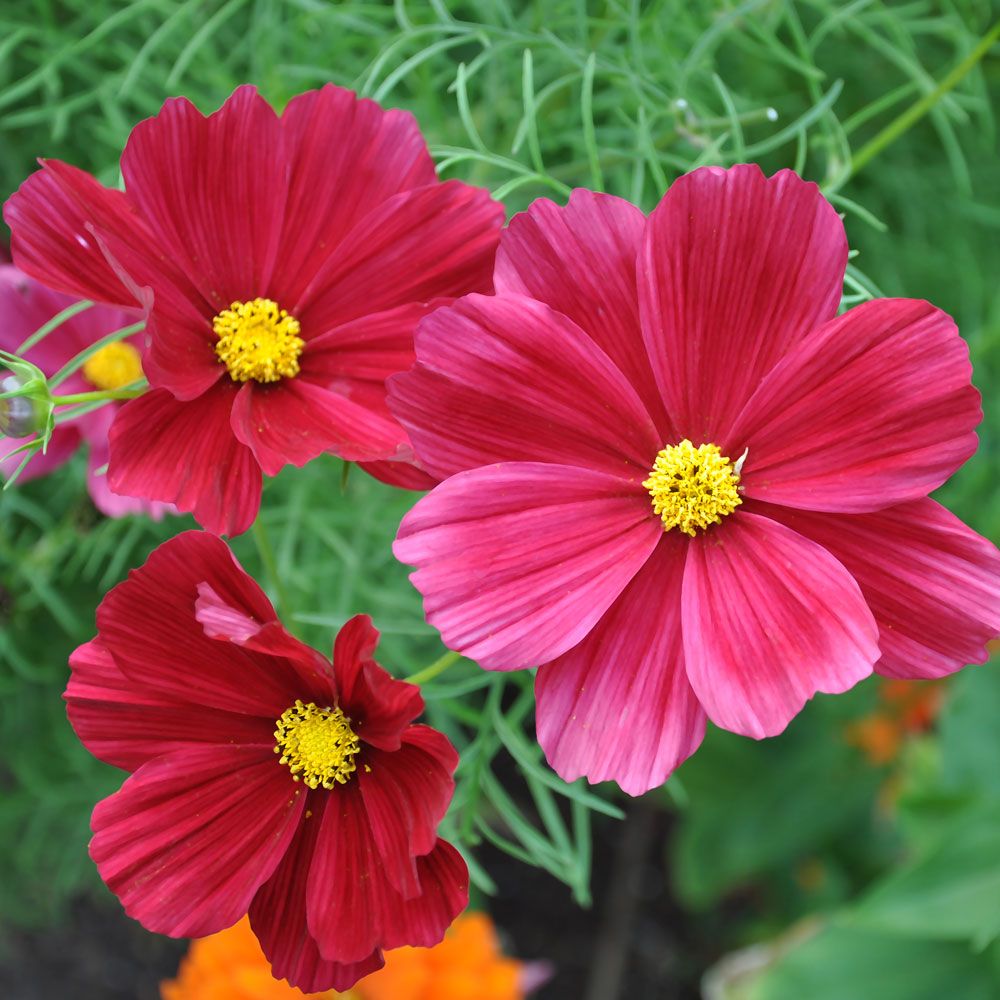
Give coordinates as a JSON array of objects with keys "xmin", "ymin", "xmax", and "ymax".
[
  {"xmin": 762, "ymin": 499, "xmax": 1000, "ymax": 679},
  {"xmin": 387, "ymin": 293, "xmax": 660, "ymax": 480},
  {"xmin": 359, "ymin": 458, "xmax": 437, "ymax": 491},
  {"xmin": 250, "ymin": 794, "xmax": 385, "ymax": 994},
  {"xmin": 535, "ymin": 536, "xmax": 706, "ymax": 795},
  {"xmin": 494, "ymin": 189, "xmax": 666, "ymax": 425},
  {"xmin": 731, "ymin": 299, "xmax": 982, "ymax": 512},
  {"xmin": 638, "ymin": 164, "xmax": 847, "ymax": 438},
  {"xmin": 294, "ymin": 181, "xmax": 503, "ymax": 332},
  {"xmin": 65, "ymin": 639, "xmax": 274, "ymax": 771},
  {"xmin": 394, "ymin": 462, "xmax": 661, "ymax": 670},
  {"xmin": 86, "ymin": 436, "xmax": 174, "ymax": 520},
  {"xmin": 90, "ymin": 745, "xmax": 305, "ymax": 938},
  {"xmin": 682, "ymin": 511, "xmax": 878, "ymax": 738},
  {"xmin": 107, "ymin": 386, "xmax": 262, "ymax": 536}
]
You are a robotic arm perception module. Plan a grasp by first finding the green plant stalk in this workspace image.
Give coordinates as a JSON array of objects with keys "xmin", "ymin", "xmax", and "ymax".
[
  {"xmin": 406, "ymin": 650, "xmax": 461, "ymax": 686},
  {"xmin": 50, "ymin": 387, "xmax": 145, "ymax": 405},
  {"xmin": 850, "ymin": 20, "xmax": 1000, "ymax": 177},
  {"xmin": 251, "ymin": 516, "xmax": 295, "ymax": 626}
]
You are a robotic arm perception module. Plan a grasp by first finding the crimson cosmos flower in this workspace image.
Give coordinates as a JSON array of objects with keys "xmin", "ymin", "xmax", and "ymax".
[
  {"xmin": 389, "ymin": 164, "xmax": 1000, "ymax": 796},
  {"xmin": 4, "ymin": 85, "xmax": 504, "ymax": 535},
  {"xmin": 0, "ymin": 264, "xmax": 173, "ymax": 518},
  {"xmin": 65, "ymin": 531, "xmax": 467, "ymax": 993}
]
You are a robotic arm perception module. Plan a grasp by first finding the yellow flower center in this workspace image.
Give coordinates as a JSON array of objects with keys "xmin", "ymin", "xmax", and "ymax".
[
  {"xmin": 82, "ymin": 342, "xmax": 143, "ymax": 391},
  {"xmin": 643, "ymin": 439, "xmax": 743, "ymax": 536},
  {"xmin": 213, "ymin": 297, "xmax": 304, "ymax": 383},
  {"xmin": 274, "ymin": 700, "xmax": 360, "ymax": 789}
]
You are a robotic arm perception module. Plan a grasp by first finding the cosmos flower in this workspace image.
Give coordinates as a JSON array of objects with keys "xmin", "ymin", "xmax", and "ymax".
[
  {"xmin": 5, "ymin": 85, "xmax": 503, "ymax": 535},
  {"xmin": 65, "ymin": 531, "xmax": 467, "ymax": 993},
  {"xmin": 0, "ymin": 263, "xmax": 170, "ymax": 518},
  {"xmin": 390, "ymin": 164, "xmax": 1000, "ymax": 795}
]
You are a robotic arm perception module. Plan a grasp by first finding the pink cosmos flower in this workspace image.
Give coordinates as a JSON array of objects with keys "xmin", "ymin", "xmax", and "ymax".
[
  {"xmin": 389, "ymin": 165, "xmax": 1000, "ymax": 795},
  {"xmin": 65, "ymin": 531, "xmax": 467, "ymax": 993},
  {"xmin": 4, "ymin": 85, "xmax": 503, "ymax": 535},
  {"xmin": 0, "ymin": 264, "xmax": 171, "ymax": 519}
]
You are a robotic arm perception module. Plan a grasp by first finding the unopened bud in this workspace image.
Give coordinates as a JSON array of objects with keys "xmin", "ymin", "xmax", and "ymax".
[{"xmin": 0, "ymin": 372, "xmax": 47, "ymax": 438}]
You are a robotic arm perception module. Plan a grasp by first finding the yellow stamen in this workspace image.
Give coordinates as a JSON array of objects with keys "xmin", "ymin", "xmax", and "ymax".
[
  {"xmin": 82, "ymin": 342, "xmax": 143, "ymax": 391},
  {"xmin": 213, "ymin": 297, "xmax": 304, "ymax": 383},
  {"xmin": 274, "ymin": 700, "xmax": 360, "ymax": 789},
  {"xmin": 643, "ymin": 439, "xmax": 743, "ymax": 536}
]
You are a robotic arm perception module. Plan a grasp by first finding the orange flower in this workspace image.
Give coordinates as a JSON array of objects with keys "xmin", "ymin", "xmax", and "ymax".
[
  {"xmin": 846, "ymin": 678, "xmax": 943, "ymax": 765},
  {"xmin": 355, "ymin": 912, "xmax": 524, "ymax": 1000}
]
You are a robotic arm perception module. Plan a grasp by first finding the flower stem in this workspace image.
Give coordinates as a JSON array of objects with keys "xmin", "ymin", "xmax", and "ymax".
[
  {"xmin": 51, "ymin": 388, "xmax": 145, "ymax": 405},
  {"xmin": 405, "ymin": 650, "xmax": 461, "ymax": 686},
  {"xmin": 251, "ymin": 517, "xmax": 295, "ymax": 625},
  {"xmin": 850, "ymin": 20, "xmax": 1000, "ymax": 177}
]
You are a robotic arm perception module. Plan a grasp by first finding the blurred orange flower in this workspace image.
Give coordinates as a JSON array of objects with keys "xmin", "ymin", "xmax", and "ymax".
[
  {"xmin": 162, "ymin": 912, "xmax": 528, "ymax": 1000},
  {"xmin": 846, "ymin": 678, "xmax": 943, "ymax": 765}
]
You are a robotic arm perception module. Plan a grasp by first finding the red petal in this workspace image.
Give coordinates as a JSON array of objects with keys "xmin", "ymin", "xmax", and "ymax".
[
  {"xmin": 535, "ymin": 536, "xmax": 706, "ymax": 795},
  {"xmin": 294, "ymin": 181, "xmax": 503, "ymax": 331},
  {"xmin": 387, "ymin": 293, "xmax": 660, "ymax": 480},
  {"xmin": 638, "ymin": 164, "xmax": 847, "ymax": 438},
  {"xmin": 730, "ymin": 298, "xmax": 982, "ymax": 512},
  {"xmin": 495, "ymin": 189, "xmax": 667, "ymax": 428},
  {"xmin": 394, "ymin": 462, "xmax": 660, "ymax": 670},
  {"xmin": 682, "ymin": 511, "xmax": 878, "ymax": 738},
  {"xmin": 90, "ymin": 745, "xmax": 305, "ymax": 938},
  {"xmin": 107, "ymin": 386, "xmax": 262, "ymax": 536},
  {"xmin": 763, "ymin": 499, "xmax": 1000, "ymax": 679},
  {"xmin": 359, "ymin": 458, "xmax": 438, "ymax": 491},
  {"xmin": 65, "ymin": 639, "xmax": 274, "ymax": 771}
]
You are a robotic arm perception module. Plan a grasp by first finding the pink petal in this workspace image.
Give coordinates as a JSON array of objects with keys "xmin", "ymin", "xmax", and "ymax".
[
  {"xmin": 359, "ymin": 458, "xmax": 437, "ymax": 491},
  {"xmin": 682, "ymin": 511, "xmax": 878, "ymax": 738},
  {"xmin": 294, "ymin": 181, "xmax": 503, "ymax": 332},
  {"xmin": 270, "ymin": 84, "xmax": 437, "ymax": 305},
  {"xmin": 90, "ymin": 745, "xmax": 305, "ymax": 938},
  {"xmin": 120, "ymin": 86, "xmax": 285, "ymax": 313},
  {"xmin": 65, "ymin": 639, "xmax": 274, "ymax": 771},
  {"xmin": 495, "ymin": 189, "xmax": 667, "ymax": 426},
  {"xmin": 95, "ymin": 530, "xmax": 314, "ymax": 716},
  {"xmin": 638, "ymin": 164, "xmax": 847, "ymax": 438},
  {"xmin": 730, "ymin": 299, "xmax": 982, "ymax": 512},
  {"xmin": 86, "ymin": 438, "xmax": 175, "ymax": 520},
  {"xmin": 763, "ymin": 499, "xmax": 1000, "ymax": 679},
  {"xmin": 535, "ymin": 536, "xmax": 706, "ymax": 795},
  {"xmin": 359, "ymin": 726, "xmax": 458, "ymax": 896},
  {"xmin": 1, "ymin": 424, "xmax": 80, "ymax": 483},
  {"xmin": 250, "ymin": 794, "xmax": 385, "ymax": 993},
  {"xmin": 107, "ymin": 386, "xmax": 262, "ymax": 536},
  {"xmin": 230, "ymin": 378, "xmax": 406, "ymax": 476},
  {"xmin": 394, "ymin": 462, "xmax": 661, "ymax": 670},
  {"xmin": 387, "ymin": 293, "xmax": 660, "ymax": 480}
]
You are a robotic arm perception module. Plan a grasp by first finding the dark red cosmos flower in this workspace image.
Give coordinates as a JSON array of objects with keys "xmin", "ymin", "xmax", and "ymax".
[
  {"xmin": 65, "ymin": 531, "xmax": 467, "ymax": 993},
  {"xmin": 4, "ymin": 85, "xmax": 503, "ymax": 535}
]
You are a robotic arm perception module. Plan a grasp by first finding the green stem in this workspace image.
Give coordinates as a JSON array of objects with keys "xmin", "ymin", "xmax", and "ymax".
[
  {"xmin": 850, "ymin": 20, "xmax": 1000, "ymax": 177},
  {"xmin": 251, "ymin": 517, "xmax": 295, "ymax": 625},
  {"xmin": 405, "ymin": 650, "xmax": 461, "ymax": 686},
  {"xmin": 51, "ymin": 388, "xmax": 145, "ymax": 405}
]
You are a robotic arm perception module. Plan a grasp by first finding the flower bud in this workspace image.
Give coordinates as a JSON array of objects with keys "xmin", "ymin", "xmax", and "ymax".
[{"xmin": 0, "ymin": 372, "xmax": 47, "ymax": 438}]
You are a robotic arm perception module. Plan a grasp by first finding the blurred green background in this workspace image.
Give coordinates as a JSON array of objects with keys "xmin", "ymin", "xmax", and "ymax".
[{"xmin": 0, "ymin": 1, "xmax": 998, "ymax": 997}]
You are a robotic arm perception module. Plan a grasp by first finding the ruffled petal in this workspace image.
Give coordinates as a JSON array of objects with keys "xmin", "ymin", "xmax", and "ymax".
[
  {"xmin": 107, "ymin": 386, "xmax": 262, "ymax": 536},
  {"xmin": 682, "ymin": 511, "xmax": 879, "ymax": 738},
  {"xmin": 394, "ymin": 462, "xmax": 661, "ymax": 670},
  {"xmin": 387, "ymin": 293, "xmax": 660, "ymax": 480},
  {"xmin": 270, "ymin": 85, "xmax": 437, "ymax": 305},
  {"xmin": 250, "ymin": 795, "xmax": 385, "ymax": 994},
  {"xmin": 65, "ymin": 639, "xmax": 275, "ymax": 771},
  {"xmin": 638, "ymin": 164, "xmax": 847, "ymax": 438},
  {"xmin": 762, "ymin": 499, "xmax": 1000, "ymax": 679},
  {"xmin": 535, "ymin": 536, "xmax": 706, "ymax": 795},
  {"xmin": 730, "ymin": 299, "xmax": 981, "ymax": 512},
  {"xmin": 494, "ymin": 189, "xmax": 666, "ymax": 426},
  {"xmin": 120, "ymin": 86, "xmax": 285, "ymax": 312},
  {"xmin": 358, "ymin": 726, "xmax": 458, "ymax": 896},
  {"xmin": 95, "ymin": 530, "xmax": 309, "ymax": 716},
  {"xmin": 294, "ymin": 181, "xmax": 502, "ymax": 332},
  {"xmin": 90, "ymin": 745, "xmax": 305, "ymax": 938}
]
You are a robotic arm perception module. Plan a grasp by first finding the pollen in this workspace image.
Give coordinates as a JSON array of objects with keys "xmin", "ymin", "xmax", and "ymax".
[
  {"xmin": 82, "ymin": 342, "xmax": 143, "ymax": 391},
  {"xmin": 643, "ymin": 439, "xmax": 743, "ymax": 536},
  {"xmin": 213, "ymin": 297, "xmax": 304, "ymax": 383},
  {"xmin": 274, "ymin": 700, "xmax": 361, "ymax": 790}
]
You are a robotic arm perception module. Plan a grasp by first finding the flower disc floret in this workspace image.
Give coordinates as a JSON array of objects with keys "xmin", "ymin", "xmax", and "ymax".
[
  {"xmin": 643, "ymin": 439, "xmax": 743, "ymax": 536},
  {"xmin": 83, "ymin": 341, "xmax": 143, "ymax": 391},
  {"xmin": 213, "ymin": 297, "xmax": 304, "ymax": 383},
  {"xmin": 274, "ymin": 699, "xmax": 360, "ymax": 789}
]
